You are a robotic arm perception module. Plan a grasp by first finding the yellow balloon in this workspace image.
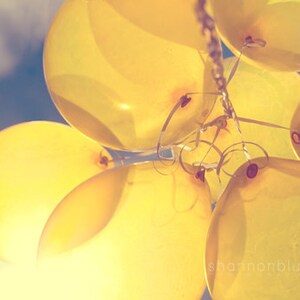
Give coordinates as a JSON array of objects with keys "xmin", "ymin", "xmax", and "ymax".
[
  {"xmin": 44, "ymin": 0, "xmax": 216, "ymax": 150},
  {"xmin": 224, "ymin": 57, "xmax": 300, "ymax": 159},
  {"xmin": 108, "ymin": 0, "xmax": 205, "ymax": 49},
  {"xmin": 210, "ymin": 0, "xmax": 300, "ymax": 71},
  {"xmin": 0, "ymin": 121, "xmax": 110, "ymax": 264},
  {"xmin": 180, "ymin": 58, "xmax": 300, "ymax": 200},
  {"xmin": 291, "ymin": 103, "xmax": 300, "ymax": 158},
  {"xmin": 205, "ymin": 157, "xmax": 300, "ymax": 299},
  {"xmin": 38, "ymin": 162, "xmax": 212, "ymax": 300}
]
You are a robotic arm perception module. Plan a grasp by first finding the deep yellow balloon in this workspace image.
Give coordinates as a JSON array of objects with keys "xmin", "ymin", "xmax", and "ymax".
[
  {"xmin": 0, "ymin": 121, "xmax": 110, "ymax": 264},
  {"xmin": 44, "ymin": 0, "xmax": 216, "ymax": 150},
  {"xmin": 38, "ymin": 162, "xmax": 212, "ymax": 300},
  {"xmin": 205, "ymin": 158, "xmax": 300, "ymax": 299},
  {"xmin": 180, "ymin": 58, "xmax": 300, "ymax": 200},
  {"xmin": 210, "ymin": 0, "xmax": 300, "ymax": 71}
]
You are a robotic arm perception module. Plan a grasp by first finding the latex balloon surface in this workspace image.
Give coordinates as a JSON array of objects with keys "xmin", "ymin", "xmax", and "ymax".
[
  {"xmin": 44, "ymin": 0, "xmax": 216, "ymax": 150},
  {"xmin": 0, "ymin": 121, "xmax": 109, "ymax": 264},
  {"xmin": 210, "ymin": 0, "xmax": 300, "ymax": 71},
  {"xmin": 38, "ymin": 163, "xmax": 212, "ymax": 300},
  {"xmin": 179, "ymin": 58, "xmax": 300, "ymax": 200},
  {"xmin": 0, "ymin": 263, "xmax": 105, "ymax": 300},
  {"xmin": 108, "ymin": 0, "xmax": 205, "ymax": 49},
  {"xmin": 206, "ymin": 158, "xmax": 300, "ymax": 299},
  {"xmin": 220, "ymin": 58, "xmax": 300, "ymax": 162}
]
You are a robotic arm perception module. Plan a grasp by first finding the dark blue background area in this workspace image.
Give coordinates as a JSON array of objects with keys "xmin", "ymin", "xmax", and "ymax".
[
  {"xmin": 0, "ymin": 46, "xmax": 65, "ymax": 130},
  {"xmin": 223, "ymin": 43, "xmax": 233, "ymax": 58}
]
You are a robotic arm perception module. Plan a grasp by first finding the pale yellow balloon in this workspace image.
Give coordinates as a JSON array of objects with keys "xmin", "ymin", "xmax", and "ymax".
[
  {"xmin": 44, "ymin": 0, "xmax": 216, "ymax": 150},
  {"xmin": 211, "ymin": 0, "xmax": 300, "ymax": 71},
  {"xmin": 179, "ymin": 58, "xmax": 300, "ymax": 200},
  {"xmin": 38, "ymin": 162, "xmax": 212, "ymax": 300},
  {"xmin": 0, "ymin": 121, "xmax": 110, "ymax": 264},
  {"xmin": 224, "ymin": 57, "xmax": 300, "ymax": 160},
  {"xmin": 206, "ymin": 158, "xmax": 300, "ymax": 299},
  {"xmin": 0, "ymin": 264, "xmax": 99, "ymax": 300}
]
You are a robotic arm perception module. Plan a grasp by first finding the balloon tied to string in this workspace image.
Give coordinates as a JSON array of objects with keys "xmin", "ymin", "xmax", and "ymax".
[
  {"xmin": 149, "ymin": 0, "xmax": 300, "ymax": 204},
  {"xmin": 94, "ymin": 0, "xmax": 300, "ymax": 202},
  {"xmin": 217, "ymin": 141, "xmax": 269, "ymax": 177}
]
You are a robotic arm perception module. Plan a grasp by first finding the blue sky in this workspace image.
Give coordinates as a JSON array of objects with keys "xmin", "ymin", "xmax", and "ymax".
[
  {"xmin": 0, "ymin": 46, "xmax": 65, "ymax": 129},
  {"xmin": 0, "ymin": 0, "xmax": 64, "ymax": 129}
]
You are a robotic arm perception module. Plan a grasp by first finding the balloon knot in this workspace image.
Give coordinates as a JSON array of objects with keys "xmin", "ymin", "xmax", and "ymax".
[
  {"xmin": 99, "ymin": 155, "xmax": 109, "ymax": 166},
  {"xmin": 195, "ymin": 167, "xmax": 206, "ymax": 182},
  {"xmin": 246, "ymin": 163, "xmax": 258, "ymax": 179},
  {"xmin": 180, "ymin": 95, "xmax": 192, "ymax": 108},
  {"xmin": 292, "ymin": 131, "xmax": 300, "ymax": 144}
]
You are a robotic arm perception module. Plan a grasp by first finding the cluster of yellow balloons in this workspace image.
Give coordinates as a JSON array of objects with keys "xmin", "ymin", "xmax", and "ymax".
[{"xmin": 1, "ymin": 1, "xmax": 300, "ymax": 300}]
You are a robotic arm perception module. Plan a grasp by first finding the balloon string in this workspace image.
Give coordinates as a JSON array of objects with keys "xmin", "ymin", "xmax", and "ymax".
[
  {"xmin": 195, "ymin": 0, "xmax": 267, "ymax": 164},
  {"xmin": 195, "ymin": 0, "xmax": 248, "ymax": 166},
  {"xmin": 237, "ymin": 117, "xmax": 291, "ymax": 131},
  {"xmin": 156, "ymin": 91, "xmax": 219, "ymax": 162},
  {"xmin": 195, "ymin": 0, "xmax": 237, "ymax": 120}
]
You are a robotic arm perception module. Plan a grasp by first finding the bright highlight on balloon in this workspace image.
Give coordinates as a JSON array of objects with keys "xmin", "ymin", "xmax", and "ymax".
[
  {"xmin": 0, "ymin": 121, "xmax": 109, "ymax": 264},
  {"xmin": 205, "ymin": 158, "xmax": 300, "ymax": 299},
  {"xmin": 38, "ymin": 162, "xmax": 212, "ymax": 300},
  {"xmin": 210, "ymin": 0, "xmax": 300, "ymax": 71},
  {"xmin": 44, "ymin": 0, "xmax": 217, "ymax": 150}
]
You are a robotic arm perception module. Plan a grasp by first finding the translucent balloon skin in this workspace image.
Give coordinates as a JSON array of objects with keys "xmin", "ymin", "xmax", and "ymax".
[
  {"xmin": 108, "ymin": 0, "xmax": 205, "ymax": 49},
  {"xmin": 38, "ymin": 166, "xmax": 129, "ymax": 257},
  {"xmin": 44, "ymin": 0, "xmax": 216, "ymax": 151},
  {"xmin": 210, "ymin": 0, "xmax": 300, "ymax": 71},
  {"xmin": 0, "ymin": 121, "xmax": 109, "ymax": 264},
  {"xmin": 39, "ymin": 163, "xmax": 212, "ymax": 300},
  {"xmin": 223, "ymin": 58, "xmax": 300, "ymax": 159},
  {"xmin": 206, "ymin": 158, "xmax": 300, "ymax": 299},
  {"xmin": 180, "ymin": 58, "xmax": 300, "ymax": 200},
  {"xmin": 0, "ymin": 264, "xmax": 105, "ymax": 300}
]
